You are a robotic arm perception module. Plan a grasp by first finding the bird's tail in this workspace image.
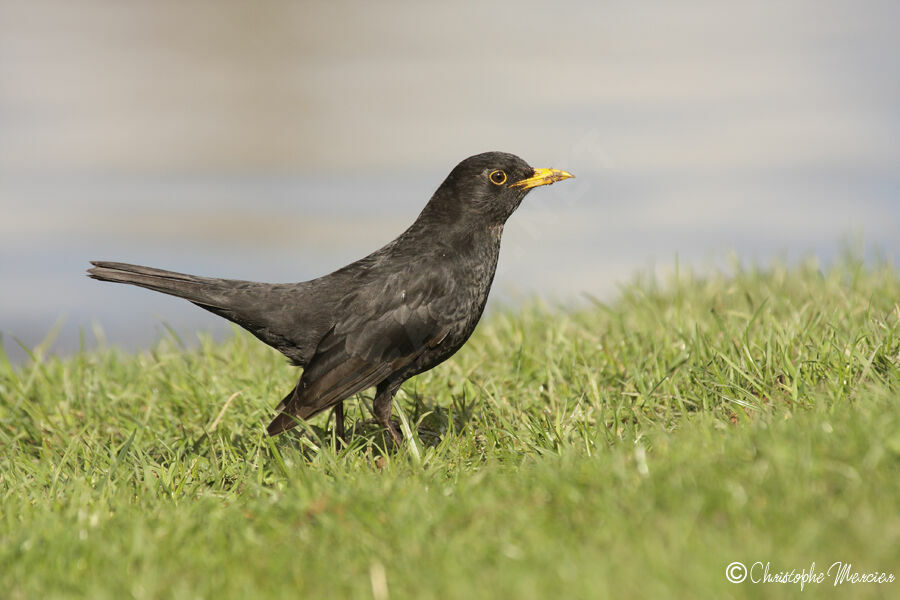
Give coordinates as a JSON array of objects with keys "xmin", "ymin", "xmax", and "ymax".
[{"xmin": 87, "ymin": 261, "xmax": 226, "ymax": 308}]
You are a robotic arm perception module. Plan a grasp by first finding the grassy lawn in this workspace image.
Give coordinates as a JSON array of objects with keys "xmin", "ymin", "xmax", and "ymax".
[{"xmin": 2, "ymin": 257, "xmax": 899, "ymax": 599}]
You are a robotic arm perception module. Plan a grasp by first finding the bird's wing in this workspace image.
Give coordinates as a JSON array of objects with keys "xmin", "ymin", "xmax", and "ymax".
[{"xmin": 267, "ymin": 269, "xmax": 453, "ymax": 433}]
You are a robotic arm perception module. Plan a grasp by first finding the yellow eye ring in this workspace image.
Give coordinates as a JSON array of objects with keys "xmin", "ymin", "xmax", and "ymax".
[{"xmin": 489, "ymin": 170, "xmax": 507, "ymax": 185}]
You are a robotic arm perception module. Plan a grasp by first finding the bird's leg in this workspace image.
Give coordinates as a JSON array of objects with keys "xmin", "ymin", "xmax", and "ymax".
[
  {"xmin": 333, "ymin": 401, "xmax": 346, "ymax": 445},
  {"xmin": 373, "ymin": 382, "xmax": 402, "ymax": 447}
]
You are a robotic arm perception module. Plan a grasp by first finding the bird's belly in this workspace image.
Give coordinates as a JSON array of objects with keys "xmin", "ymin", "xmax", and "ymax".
[
  {"xmin": 390, "ymin": 235, "xmax": 501, "ymax": 381},
  {"xmin": 399, "ymin": 279, "xmax": 495, "ymax": 380}
]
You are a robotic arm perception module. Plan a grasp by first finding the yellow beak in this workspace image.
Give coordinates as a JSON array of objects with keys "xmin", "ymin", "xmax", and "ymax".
[{"xmin": 511, "ymin": 167, "xmax": 575, "ymax": 190}]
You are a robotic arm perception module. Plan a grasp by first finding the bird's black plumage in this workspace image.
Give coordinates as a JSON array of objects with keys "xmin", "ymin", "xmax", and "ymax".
[{"xmin": 88, "ymin": 151, "xmax": 574, "ymax": 444}]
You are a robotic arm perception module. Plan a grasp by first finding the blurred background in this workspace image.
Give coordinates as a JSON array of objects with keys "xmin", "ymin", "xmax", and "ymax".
[{"xmin": 1, "ymin": 0, "xmax": 898, "ymax": 363}]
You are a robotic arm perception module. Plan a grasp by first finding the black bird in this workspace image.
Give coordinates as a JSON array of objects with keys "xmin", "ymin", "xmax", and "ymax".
[{"xmin": 88, "ymin": 152, "xmax": 573, "ymax": 444}]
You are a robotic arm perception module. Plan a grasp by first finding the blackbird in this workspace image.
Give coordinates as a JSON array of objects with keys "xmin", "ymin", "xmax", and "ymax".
[{"xmin": 88, "ymin": 151, "xmax": 573, "ymax": 444}]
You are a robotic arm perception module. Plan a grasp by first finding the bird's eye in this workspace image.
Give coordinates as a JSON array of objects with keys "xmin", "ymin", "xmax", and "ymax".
[{"xmin": 489, "ymin": 170, "xmax": 507, "ymax": 185}]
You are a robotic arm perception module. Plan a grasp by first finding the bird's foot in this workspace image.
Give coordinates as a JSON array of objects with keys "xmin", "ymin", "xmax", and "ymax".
[{"xmin": 384, "ymin": 422, "xmax": 403, "ymax": 447}]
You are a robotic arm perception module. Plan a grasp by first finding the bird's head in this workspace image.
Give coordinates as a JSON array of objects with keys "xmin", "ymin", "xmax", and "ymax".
[{"xmin": 424, "ymin": 151, "xmax": 574, "ymax": 225}]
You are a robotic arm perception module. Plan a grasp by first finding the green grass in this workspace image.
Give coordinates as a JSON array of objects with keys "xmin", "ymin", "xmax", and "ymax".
[{"xmin": 2, "ymin": 257, "xmax": 899, "ymax": 599}]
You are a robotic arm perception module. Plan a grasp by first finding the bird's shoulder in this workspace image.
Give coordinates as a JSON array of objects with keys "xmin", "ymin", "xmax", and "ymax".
[{"xmin": 305, "ymin": 222, "xmax": 498, "ymax": 354}]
